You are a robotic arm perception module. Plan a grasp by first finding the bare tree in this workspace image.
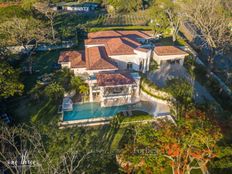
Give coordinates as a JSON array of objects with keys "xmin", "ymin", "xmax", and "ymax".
[
  {"xmin": 0, "ymin": 124, "xmax": 59, "ymax": 174},
  {"xmin": 151, "ymin": 0, "xmax": 181, "ymax": 42},
  {"xmin": 0, "ymin": 17, "xmax": 49, "ymax": 74},
  {"xmin": 0, "ymin": 124, "xmax": 104, "ymax": 174},
  {"xmin": 34, "ymin": 2, "xmax": 57, "ymax": 40},
  {"xmin": 166, "ymin": 7, "xmax": 180, "ymax": 43},
  {"xmin": 180, "ymin": 0, "xmax": 232, "ymax": 72}
]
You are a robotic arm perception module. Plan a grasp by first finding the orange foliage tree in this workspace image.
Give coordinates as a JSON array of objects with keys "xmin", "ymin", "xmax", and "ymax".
[{"xmin": 118, "ymin": 110, "xmax": 222, "ymax": 174}]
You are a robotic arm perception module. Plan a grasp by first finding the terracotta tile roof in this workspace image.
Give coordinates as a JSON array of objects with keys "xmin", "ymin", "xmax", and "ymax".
[
  {"xmin": 135, "ymin": 47, "xmax": 150, "ymax": 53},
  {"xmin": 88, "ymin": 30, "xmax": 153, "ymax": 39},
  {"xmin": 88, "ymin": 30, "xmax": 122, "ymax": 39},
  {"xmin": 105, "ymin": 38, "xmax": 139, "ymax": 55},
  {"xmin": 86, "ymin": 30, "xmax": 152, "ymax": 56},
  {"xmin": 118, "ymin": 30, "xmax": 153, "ymax": 42},
  {"xmin": 96, "ymin": 72, "xmax": 135, "ymax": 86},
  {"xmin": 86, "ymin": 46, "xmax": 118, "ymax": 70},
  {"xmin": 84, "ymin": 38, "xmax": 110, "ymax": 45},
  {"xmin": 58, "ymin": 51, "xmax": 86, "ymax": 68},
  {"xmin": 154, "ymin": 46, "xmax": 189, "ymax": 56}
]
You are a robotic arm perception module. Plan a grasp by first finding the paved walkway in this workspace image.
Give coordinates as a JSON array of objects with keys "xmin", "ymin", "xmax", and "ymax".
[{"xmin": 148, "ymin": 64, "xmax": 216, "ymax": 103}]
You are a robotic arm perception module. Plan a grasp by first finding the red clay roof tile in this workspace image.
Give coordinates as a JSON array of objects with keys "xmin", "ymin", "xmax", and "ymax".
[
  {"xmin": 58, "ymin": 51, "xmax": 86, "ymax": 68},
  {"xmin": 86, "ymin": 30, "xmax": 152, "ymax": 56},
  {"xmin": 154, "ymin": 46, "xmax": 188, "ymax": 56},
  {"xmin": 85, "ymin": 46, "xmax": 118, "ymax": 70},
  {"xmin": 96, "ymin": 72, "xmax": 135, "ymax": 86}
]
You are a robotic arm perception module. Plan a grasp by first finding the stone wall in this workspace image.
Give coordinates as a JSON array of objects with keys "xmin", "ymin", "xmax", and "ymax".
[{"xmin": 140, "ymin": 78, "xmax": 171, "ymax": 101}]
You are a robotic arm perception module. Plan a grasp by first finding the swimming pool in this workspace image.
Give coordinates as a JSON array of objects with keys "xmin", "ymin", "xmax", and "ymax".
[{"xmin": 63, "ymin": 102, "xmax": 143, "ymax": 121}]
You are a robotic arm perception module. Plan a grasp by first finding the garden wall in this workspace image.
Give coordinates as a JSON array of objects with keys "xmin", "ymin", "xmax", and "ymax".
[
  {"xmin": 7, "ymin": 41, "xmax": 76, "ymax": 54},
  {"xmin": 140, "ymin": 77, "xmax": 171, "ymax": 101}
]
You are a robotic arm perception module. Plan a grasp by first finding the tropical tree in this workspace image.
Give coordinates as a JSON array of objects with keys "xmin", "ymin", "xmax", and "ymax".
[
  {"xmin": 44, "ymin": 82, "xmax": 64, "ymax": 102},
  {"xmin": 118, "ymin": 110, "xmax": 223, "ymax": 174},
  {"xmin": 29, "ymin": 83, "xmax": 45, "ymax": 101},
  {"xmin": 0, "ymin": 61, "xmax": 24, "ymax": 99},
  {"xmin": 79, "ymin": 84, "xmax": 89, "ymax": 101},
  {"xmin": 56, "ymin": 67, "xmax": 74, "ymax": 92},
  {"xmin": 166, "ymin": 78, "xmax": 193, "ymax": 120},
  {"xmin": 71, "ymin": 76, "xmax": 85, "ymax": 93}
]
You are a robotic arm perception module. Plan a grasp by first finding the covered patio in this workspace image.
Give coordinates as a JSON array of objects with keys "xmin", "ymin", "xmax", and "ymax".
[{"xmin": 88, "ymin": 72, "xmax": 140, "ymax": 107}]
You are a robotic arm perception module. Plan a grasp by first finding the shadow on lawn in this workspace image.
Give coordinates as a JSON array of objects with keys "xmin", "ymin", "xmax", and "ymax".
[{"xmin": 31, "ymin": 99, "xmax": 60, "ymax": 124}]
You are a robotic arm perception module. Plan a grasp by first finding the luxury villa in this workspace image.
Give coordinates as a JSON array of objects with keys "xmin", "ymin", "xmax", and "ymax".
[{"xmin": 58, "ymin": 30, "xmax": 189, "ymax": 123}]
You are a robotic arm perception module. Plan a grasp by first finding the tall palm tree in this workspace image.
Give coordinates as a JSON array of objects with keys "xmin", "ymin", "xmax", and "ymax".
[
  {"xmin": 44, "ymin": 82, "xmax": 64, "ymax": 102},
  {"xmin": 56, "ymin": 67, "xmax": 73, "ymax": 92},
  {"xmin": 71, "ymin": 76, "xmax": 84, "ymax": 93},
  {"xmin": 79, "ymin": 84, "xmax": 89, "ymax": 102}
]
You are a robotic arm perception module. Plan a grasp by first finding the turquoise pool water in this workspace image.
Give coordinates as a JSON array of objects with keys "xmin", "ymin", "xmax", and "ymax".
[{"xmin": 63, "ymin": 102, "xmax": 139, "ymax": 121}]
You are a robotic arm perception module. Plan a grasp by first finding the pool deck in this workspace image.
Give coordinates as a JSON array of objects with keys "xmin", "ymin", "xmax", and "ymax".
[{"xmin": 59, "ymin": 91, "xmax": 171, "ymax": 128}]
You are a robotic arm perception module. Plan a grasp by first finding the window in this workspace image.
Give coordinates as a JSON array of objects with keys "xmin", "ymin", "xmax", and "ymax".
[
  {"xmin": 139, "ymin": 60, "xmax": 143, "ymax": 70},
  {"xmin": 127, "ymin": 62, "xmax": 133, "ymax": 70}
]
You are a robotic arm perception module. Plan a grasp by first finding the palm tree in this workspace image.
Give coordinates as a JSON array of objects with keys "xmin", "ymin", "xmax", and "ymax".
[
  {"xmin": 44, "ymin": 82, "xmax": 64, "ymax": 102},
  {"xmin": 79, "ymin": 84, "xmax": 89, "ymax": 102},
  {"xmin": 71, "ymin": 76, "xmax": 84, "ymax": 93},
  {"xmin": 56, "ymin": 67, "xmax": 73, "ymax": 92}
]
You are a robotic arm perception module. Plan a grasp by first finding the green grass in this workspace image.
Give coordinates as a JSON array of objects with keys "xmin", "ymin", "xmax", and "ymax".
[
  {"xmin": 89, "ymin": 25, "xmax": 152, "ymax": 32},
  {"xmin": 7, "ymin": 96, "xmax": 60, "ymax": 124},
  {"xmin": 121, "ymin": 114, "xmax": 153, "ymax": 123},
  {"xmin": 110, "ymin": 127, "xmax": 126, "ymax": 150},
  {"xmin": 157, "ymin": 36, "xmax": 186, "ymax": 46},
  {"xmin": 0, "ymin": 5, "xmax": 31, "ymax": 22}
]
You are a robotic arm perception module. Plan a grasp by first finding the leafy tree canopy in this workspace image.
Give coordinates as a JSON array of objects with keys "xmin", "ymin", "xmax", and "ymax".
[
  {"xmin": 44, "ymin": 82, "xmax": 64, "ymax": 101},
  {"xmin": 118, "ymin": 109, "xmax": 223, "ymax": 174},
  {"xmin": 0, "ymin": 61, "xmax": 24, "ymax": 99}
]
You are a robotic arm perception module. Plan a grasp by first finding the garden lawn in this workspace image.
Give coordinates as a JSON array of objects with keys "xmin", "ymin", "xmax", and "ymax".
[
  {"xmin": 157, "ymin": 36, "xmax": 186, "ymax": 46},
  {"xmin": 7, "ymin": 97, "xmax": 60, "ymax": 124}
]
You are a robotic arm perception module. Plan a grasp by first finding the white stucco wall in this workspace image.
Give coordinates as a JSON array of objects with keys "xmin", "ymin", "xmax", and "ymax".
[
  {"xmin": 60, "ymin": 62, "xmax": 71, "ymax": 68},
  {"xmin": 72, "ymin": 68, "xmax": 117, "ymax": 76},
  {"xmin": 153, "ymin": 52, "xmax": 187, "ymax": 66},
  {"xmin": 85, "ymin": 44, "xmax": 105, "ymax": 48},
  {"xmin": 110, "ymin": 54, "xmax": 139, "ymax": 70},
  {"xmin": 71, "ymin": 67, "xmax": 87, "ymax": 75}
]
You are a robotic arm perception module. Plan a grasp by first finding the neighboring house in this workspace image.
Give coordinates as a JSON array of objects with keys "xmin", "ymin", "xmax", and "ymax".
[
  {"xmin": 52, "ymin": 2, "xmax": 101, "ymax": 12},
  {"xmin": 153, "ymin": 46, "xmax": 189, "ymax": 67},
  {"xmin": 58, "ymin": 30, "xmax": 153, "ymax": 107}
]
